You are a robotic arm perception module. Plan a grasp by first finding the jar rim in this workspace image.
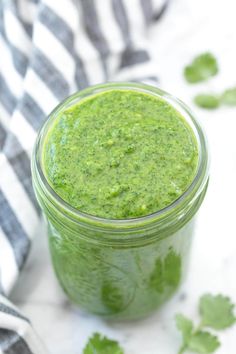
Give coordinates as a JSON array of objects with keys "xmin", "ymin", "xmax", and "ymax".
[{"xmin": 32, "ymin": 82, "xmax": 209, "ymax": 230}]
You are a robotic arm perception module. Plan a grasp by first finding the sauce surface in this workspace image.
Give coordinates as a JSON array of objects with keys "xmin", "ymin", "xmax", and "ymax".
[{"xmin": 43, "ymin": 89, "xmax": 198, "ymax": 219}]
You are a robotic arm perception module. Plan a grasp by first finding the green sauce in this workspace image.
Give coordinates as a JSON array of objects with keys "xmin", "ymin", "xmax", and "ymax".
[
  {"xmin": 33, "ymin": 84, "xmax": 208, "ymax": 319},
  {"xmin": 43, "ymin": 90, "xmax": 198, "ymax": 219}
]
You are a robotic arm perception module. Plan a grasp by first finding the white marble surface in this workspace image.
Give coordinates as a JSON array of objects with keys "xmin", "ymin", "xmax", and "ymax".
[{"xmin": 10, "ymin": 0, "xmax": 236, "ymax": 352}]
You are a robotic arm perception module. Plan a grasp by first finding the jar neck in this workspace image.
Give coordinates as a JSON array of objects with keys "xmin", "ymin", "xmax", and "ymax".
[{"xmin": 32, "ymin": 156, "xmax": 208, "ymax": 246}]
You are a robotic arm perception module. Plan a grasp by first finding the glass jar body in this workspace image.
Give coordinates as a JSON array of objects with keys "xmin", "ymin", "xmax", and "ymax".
[
  {"xmin": 47, "ymin": 214, "xmax": 194, "ymax": 320},
  {"xmin": 32, "ymin": 82, "xmax": 209, "ymax": 320},
  {"xmin": 35, "ymin": 182, "xmax": 207, "ymax": 320}
]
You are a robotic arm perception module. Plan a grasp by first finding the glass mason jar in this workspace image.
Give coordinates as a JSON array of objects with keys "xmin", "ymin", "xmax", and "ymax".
[{"xmin": 32, "ymin": 82, "xmax": 209, "ymax": 320}]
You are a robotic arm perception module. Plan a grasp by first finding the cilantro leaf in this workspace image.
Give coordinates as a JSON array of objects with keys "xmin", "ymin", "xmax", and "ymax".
[
  {"xmin": 188, "ymin": 331, "xmax": 220, "ymax": 353},
  {"xmin": 184, "ymin": 53, "xmax": 218, "ymax": 83},
  {"xmin": 83, "ymin": 333, "xmax": 124, "ymax": 354},
  {"xmin": 194, "ymin": 94, "xmax": 220, "ymax": 109},
  {"xmin": 199, "ymin": 294, "xmax": 236, "ymax": 330},
  {"xmin": 221, "ymin": 87, "xmax": 236, "ymax": 106},
  {"xmin": 175, "ymin": 314, "xmax": 193, "ymax": 344}
]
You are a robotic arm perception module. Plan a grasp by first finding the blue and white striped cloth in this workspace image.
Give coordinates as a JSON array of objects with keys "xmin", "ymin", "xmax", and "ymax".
[{"xmin": 0, "ymin": 0, "xmax": 168, "ymax": 352}]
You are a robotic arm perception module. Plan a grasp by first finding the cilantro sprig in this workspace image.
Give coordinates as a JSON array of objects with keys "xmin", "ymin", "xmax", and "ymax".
[
  {"xmin": 83, "ymin": 333, "xmax": 124, "ymax": 354},
  {"xmin": 176, "ymin": 315, "xmax": 220, "ymax": 354},
  {"xmin": 184, "ymin": 53, "xmax": 218, "ymax": 83},
  {"xmin": 221, "ymin": 87, "xmax": 236, "ymax": 106},
  {"xmin": 199, "ymin": 294, "xmax": 236, "ymax": 330},
  {"xmin": 83, "ymin": 294, "xmax": 235, "ymax": 354},
  {"xmin": 194, "ymin": 87, "xmax": 236, "ymax": 109},
  {"xmin": 194, "ymin": 94, "xmax": 220, "ymax": 109},
  {"xmin": 176, "ymin": 293, "xmax": 236, "ymax": 354},
  {"xmin": 183, "ymin": 52, "xmax": 236, "ymax": 109}
]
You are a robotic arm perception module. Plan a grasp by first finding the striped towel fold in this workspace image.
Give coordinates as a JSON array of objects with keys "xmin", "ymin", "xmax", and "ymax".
[
  {"xmin": 0, "ymin": 0, "xmax": 168, "ymax": 352},
  {"xmin": 0, "ymin": 295, "xmax": 47, "ymax": 353}
]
